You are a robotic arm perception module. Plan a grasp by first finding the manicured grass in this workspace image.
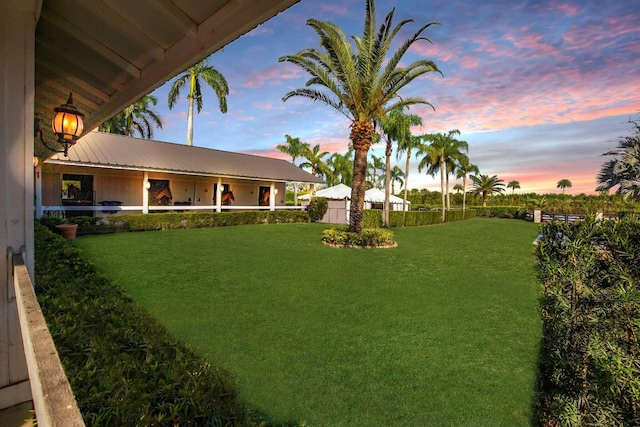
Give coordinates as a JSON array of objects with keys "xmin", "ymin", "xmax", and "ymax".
[{"xmin": 73, "ymin": 218, "xmax": 542, "ymax": 426}]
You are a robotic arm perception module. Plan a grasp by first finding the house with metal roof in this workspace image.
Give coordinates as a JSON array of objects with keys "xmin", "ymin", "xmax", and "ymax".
[{"xmin": 37, "ymin": 131, "xmax": 324, "ymax": 219}]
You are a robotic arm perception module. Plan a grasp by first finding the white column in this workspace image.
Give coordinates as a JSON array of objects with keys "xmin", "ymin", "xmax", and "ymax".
[
  {"xmin": 34, "ymin": 163, "xmax": 42, "ymax": 219},
  {"xmin": 0, "ymin": 0, "xmax": 39, "ymax": 407},
  {"xmin": 269, "ymin": 183, "xmax": 275, "ymax": 211},
  {"xmin": 142, "ymin": 171, "xmax": 149, "ymax": 214},
  {"xmin": 216, "ymin": 178, "xmax": 222, "ymax": 212}
]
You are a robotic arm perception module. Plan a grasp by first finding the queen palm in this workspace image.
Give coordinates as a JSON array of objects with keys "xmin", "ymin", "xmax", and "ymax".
[
  {"xmin": 389, "ymin": 166, "xmax": 405, "ymax": 195},
  {"xmin": 380, "ymin": 108, "xmax": 422, "ymax": 227},
  {"xmin": 397, "ymin": 134, "xmax": 425, "ymax": 220},
  {"xmin": 455, "ymin": 155, "xmax": 479, "ymax": 218},
  {"xmin": 326, "ymin": 149, "xmax": 354, "ymax": 186},
  {"xmin": 99, "ymin": 95, "xmax": 162, "ymax": 139},
  {"xmin": 301, "ymin": 144, "xmax": 329, "ymax": 178},
  {"xmin": 168, "ymin": 58, "xmax": 229, "ymax": 146},
  {"xmin": 279, "ymin": 0, "xmax": 441, "ymax": 233},
  {"xmin": 418, "ymin": 129, "xmax": 468, "ymax": 221},
  {"xmin": 368, "ymin": 154, "xmax": 385, "ymax": 189},
  {"xmin": 470, "ymin": 174, "xmax": 505, "ymax": 206},
  {"xmin": 277, "ymin": 134, "xmax": 309, "ymax": 205},
  {"xmin": 507, "ymin": 180, "xmax": 521, "ymax": 194}
]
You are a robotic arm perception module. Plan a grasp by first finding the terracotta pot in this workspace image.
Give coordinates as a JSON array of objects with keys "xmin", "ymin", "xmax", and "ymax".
[{"xmin": 55, "ymin": 223, "xmax": 78, "ymax": 240}]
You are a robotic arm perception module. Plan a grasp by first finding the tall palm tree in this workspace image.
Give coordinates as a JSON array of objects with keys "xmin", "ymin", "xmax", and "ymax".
[
  {"xmin": 597, "ymin": 122, "xmax": 640, "ymax": 201},
  {"xmin": 389, "ymin": 166, "xmax": 405, "ymax": 195},
  {"xmin": 277, "ymin": 134, "xmax": 309, "ymax": 205},
  {"xmin": 301, "ymin": 144, "xmax": 329, "ymax": 178},
  {"xmin": 380, "ymin": 108, "xmax": 422, "ymax": 227},
  {"xmin": 556, "ymin": 179, "xmax": 572, "ymax": 194},
  {"xmin": 507, "ymin": 180, "xmax": 521, "ymax": 194},
  {"xmin": 98, "ymin": 95, "xmax": 163, "ymax": 139},
  {"xmin": 168, "ymin": 58, "xmax": 229, "ymax": 146},
  {"xmin": 470, "ymin": 174, "xmax": 505, "ymax": 206},
  {"xmin": 368, "ymin": 154, "xmax": 385, "ymax": 189},
  {"xmin": 397, "ymin": 134, "xmax": 424, "ymax": 219},
  {"xmin": 279, "ymin": 0, "xmax": 441, "ymax": 233},
  {"xmin": 326, "ymin": 150, "xmax": 354, "ymax": 186},
  {"xmin": 455, "ymin": 155, "xmax": 479, "ymax": 218},
  {"xmin": 418, "ymin": 130, "xmax": 468, "ymax": 221}
]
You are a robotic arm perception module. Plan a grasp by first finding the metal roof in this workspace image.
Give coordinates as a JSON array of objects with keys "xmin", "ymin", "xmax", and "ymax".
[
  {"xmin": 35, "ymin": 0, "xmax": 299, "ymax": 138},
  {"xmin": 45, "ymin": 131, "xmax": 325, "ymax": 184}
]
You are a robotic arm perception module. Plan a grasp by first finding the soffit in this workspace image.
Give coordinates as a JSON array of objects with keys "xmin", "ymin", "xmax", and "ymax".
[{"xmin": 35, "ymin": 0, "xmax": 299, "ymax": 134}]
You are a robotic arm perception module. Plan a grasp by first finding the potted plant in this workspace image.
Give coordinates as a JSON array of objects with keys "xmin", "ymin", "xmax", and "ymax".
[{"xmin": 54, "ymin": 218, "xmax": 78, "ymax": 240}]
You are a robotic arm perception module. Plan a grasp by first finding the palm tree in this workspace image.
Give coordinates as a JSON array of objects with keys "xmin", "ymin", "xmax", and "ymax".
[
  {"xmin": 301, "ymin": 144, "xmax": 329, "ymax": 178},
  {"xmin": 326, "ymin": 150, "xmax": 354, "ymax": 186},
  {"xmin": 453, "ymin": 183, "xmax": 463, "ymax": 193},
  {"xmin": 507, "ymin": 180, "xmax": 521, "ymax": 194},
  {"xmin": 389, "ymin": 166, "xmax": 405, "ymax": 195},
  {"xmin": 368, "ymin": 154, "xmax": 385, "ymax": 189},
  {"xmin": 99, "ymin": 95, "xmax": 163, "ymax": 139},
  {"xmin": 380, "ymin": 108, "xmax": 422, "ymax": 227},
  {"xmin": 418, "ymin": 130, "xmax": 469, "ymax": 222},
  {"xmin": 277, "ymin": 134, "xmax": 309, "ymax": 205},
  {"xmin": 279, "ymin": 0, "xmax": 441, "ymax": 233},
  {"xmin": 596, "ymin": 121, "xmax": 640, "ymax": 201},
  {"xmin": 397, "ymin": 132, "xmax": 425, "ymax": 220},
  {"xmin": 470, "ymin": 174, "xmax": 505, "ymax": 206},
  {"xmin": 455, "ymin": 156, "xmax": 479, "ymax": 217},
  {"xmin": 556, "ymin": 179, "xmax": 572, "ymax": 194},
  {"xmin": 167, "ymin": 58, "xmax": 229, "ymax": 146}
]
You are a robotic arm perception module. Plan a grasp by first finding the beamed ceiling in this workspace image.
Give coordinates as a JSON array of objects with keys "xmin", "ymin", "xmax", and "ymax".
[{"xmin": 35, "ymin": 0, "xmax": 299, "ymax": 134}]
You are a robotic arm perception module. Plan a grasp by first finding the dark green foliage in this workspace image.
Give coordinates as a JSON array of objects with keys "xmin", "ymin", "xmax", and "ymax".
[
  {"xmin": 386, "ymin": 209, "xmax": 476, "ymax": 227},
  {"xmin": 472, "ymin": 206, "xmax": 527, "ymax": 219},
  {"xmin": 321, "ymin": 227, "xmax": 395, "ymax": 247},
  {"xmin": 111, "ymin": 210, "xmax": 309, "ymax": 231},
  {"xmin": 362, "ymin": 209, "xmax": 383, "ymax": 228},
  {"xmin": 34, "ymin": 222, "xmax": 250, "ymax": 426},
  {"xmin": 307, "ymin": 197, "xmax": 328, "ymax": 222},
  {"xmin": 39, "ymin": 216, "xmax": 117, "ymax": 236},
  {"xmin": 535, "ymin": 218, "xmax": 640, "ymax": 426}
]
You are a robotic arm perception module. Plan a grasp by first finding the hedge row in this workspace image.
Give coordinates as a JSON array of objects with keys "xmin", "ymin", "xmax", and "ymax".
[
  {"xmin": 535, "ymin": 218, "xmax": 640, "ymax": 425},
  {"xmin": 110, "ymin": 210, "xmax": 310, "ymax": 232},
  {"xmin": 362, "ymin": 209, "xmax": 476, "ymax": 228},
  {"xmin": 321, "ymin": 227, "xmax": 395, "ymax": 247},
  {"xmin": 471, "ymin": 206, "xmax": 527, "ymax": 219},
  {"xmin": 33, "ymin": 222, "xmax": 298, "ymax": 426}
]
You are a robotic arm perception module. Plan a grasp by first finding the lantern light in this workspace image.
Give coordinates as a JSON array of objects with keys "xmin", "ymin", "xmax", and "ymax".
[{"xmin": 36, "ymin": 93, "xmax": 85, "ymax": 157}]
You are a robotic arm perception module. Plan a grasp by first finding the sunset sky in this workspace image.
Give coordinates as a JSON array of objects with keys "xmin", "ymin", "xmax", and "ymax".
[{"xmin": 149, "ymin": 0, "xmax": 640, "ymax": 195}]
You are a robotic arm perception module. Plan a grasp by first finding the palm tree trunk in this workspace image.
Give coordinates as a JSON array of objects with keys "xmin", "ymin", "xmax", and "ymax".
[
  {"xmin": 350, "ymin": 147, "xmax": 368, "ymax": 233},
  {"xmin": 462, "ymin": 176, "xmax": 467, "ymax": 219},
  {"xmin": 440, "ymin": 156, "xmax": 446, "ymax": 222},
  {"xmin": 293, "ymin": 183, "xmax": 298, "ymax": 206},
  {"xmin": 446, "ymin": 172, "xmax": 450, "ymax": 210},
  {"xmin": 186, "ymin": 95, "xmax": 194, "ymax": 146},
  {"xmin": 384, "ymin": 139, "xmax": 392, "ymax": 227},
  {"xmin": 402, "ymin": 149, "xmax": 411, "ymax": 227}
]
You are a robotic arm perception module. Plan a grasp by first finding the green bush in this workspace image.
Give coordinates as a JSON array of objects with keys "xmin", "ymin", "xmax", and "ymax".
[
  {"xmin": 386, "ymin": 209, "xmax": 476, "ymax": 227},
  {"xmin": 110, "ymin": 210, "xmax": 309, "ymax": 232},
  {"xmin": 471, "ymin": 206, "xmax": 527, "ymax": 219},
  {"xmin": 535, "ymin": 218, "xmax": 640, "ymax": 425},
  {"xmin": 308, "ymin": 197, "xmax": 328, "ymax": 222},
  {"xmin": 321, "ymin": 227, "xmax": 395, "ymax": 247},
  {"xmin": 362, "ymin": 209, "xmax": 383, "ymax": 228}
]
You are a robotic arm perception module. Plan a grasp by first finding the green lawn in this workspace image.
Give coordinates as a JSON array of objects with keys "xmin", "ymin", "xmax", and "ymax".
[{"xmin": 73, "ymin": 218, "xmax": 542, "ymax": 426}]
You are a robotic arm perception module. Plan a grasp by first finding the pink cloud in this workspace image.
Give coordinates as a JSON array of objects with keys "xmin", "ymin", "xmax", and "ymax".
[{"xmin": 243, "ymin": 63, "xmax": 302, "ymax": 88}]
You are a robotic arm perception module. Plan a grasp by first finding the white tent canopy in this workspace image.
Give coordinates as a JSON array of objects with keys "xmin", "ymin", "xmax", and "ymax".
[
  {"xmin": 299, "ymin": 184, "xmax": 410, "ymax": 205},
  {"xmin": 364, "ymin": 188, "xmax": 408, "ymax": 204}
]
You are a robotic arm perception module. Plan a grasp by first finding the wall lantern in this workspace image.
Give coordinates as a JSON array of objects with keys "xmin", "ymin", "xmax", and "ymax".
[{"xmin": 35, "ymin": 93, "xmax": 85, "ymax": 157}]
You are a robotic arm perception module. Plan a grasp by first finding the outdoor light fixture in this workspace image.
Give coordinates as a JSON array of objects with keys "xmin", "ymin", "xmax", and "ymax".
[{"xmin": 35, "ymin": 93, "xmax": 85, "ymax": 157}]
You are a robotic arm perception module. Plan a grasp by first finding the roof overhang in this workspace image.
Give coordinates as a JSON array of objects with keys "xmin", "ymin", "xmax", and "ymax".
[{"xmin": 35, "ymin": 0, "xmax": 299, "ymax": 145}]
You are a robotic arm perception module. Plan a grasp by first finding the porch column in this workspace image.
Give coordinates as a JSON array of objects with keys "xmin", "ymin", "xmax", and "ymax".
[
  {"xmin": 269, "ymin": 183, "xmax": 275, "ymax": 211},
  {"xmin": 0, "ymin": 0, "xmax": 39, "ymax": 408},
  {"xmin": 142, "ymin": 171, "xmax": 149, "ymax": 214},
  {"xmin": 215, "ymin": 178, "xmax": 222, "ymax": 213}
]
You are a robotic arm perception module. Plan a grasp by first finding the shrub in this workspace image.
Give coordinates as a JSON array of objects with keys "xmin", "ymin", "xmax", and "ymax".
[
  {"xmin": 110, "ymin": 210, "xmax": 309, "ymax": 232},
  {"xmin": 386, "ymin": 209, "xmax": 476, "ymax": 227},
  {"xmin": 535, "ymin": 218, "xmax": 640, "ymax": 425},
  {"xmin": 362, "ymin": 209, "xmax": 382, "ymax": 228},
  {"xmin": 472, "ymin": 206, "xmax": 527, "ymax": 219},
  {"xmin": 33, "ymin": 222, "xmax": 252, "ymax": 425},
  {"xmin": 308, "ymin": 197, "xmax": 328, "ymax": 222},
  {"xmin": 321, "ymin": 227, "xmax": 395, "ymax": 247}
]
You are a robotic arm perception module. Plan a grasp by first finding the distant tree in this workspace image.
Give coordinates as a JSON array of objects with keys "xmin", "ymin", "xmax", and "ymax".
[
  {"xmin": 397, "ymin": 132, "xmax": 425, "ymax": 217},
  {"xmin": 418, "ymin": 129, "xmax": 469, "ymax": 221},
  {"xmin": 389, "ymin": 166, "xmax": 405, "ymax": 195},
  {"xmin": 168, "ymin": 58, "xmax": 229, "ymax": 146},
  {"xmin": 99, "ymin": 95, "xmax": 163, "ymax": 139},
  {"xmin": 279, "ymin": 0, "xmax": 441, "ymax": 233},
  {"xmin": 326, "ymin": 150, "xmax": 354, "ymax": 186},
  {"xmin": 277, "ymin": 134, "xmax": 309, "ymax": 205},
  {"xmin": 596, "ymin": 119, "xmax": 640, "ymax": 201},
  {"xmin": 507, "ymin": 180, "xmax": 521, "ymax": 194},
  {"xmin": 453, "ymin": 183, "xmax": 463, "ymax": 193},
  {"xmin": 301, "ymin": 144, "xmax": 329, "ymax": 178},
  {"xmin": 470, "ymin": 174, "xmax": 505, "ymax": 206},
  {"xmin": 455, "ymin": 156, "xmax": 479, "ymax": 217},
  {"xmin": 368, "ymin": 154, "xmax": 385, "ymax": 189},
  {"xmin": 556, "ymin": 179, "xmax": 573, "ymax": 194}
]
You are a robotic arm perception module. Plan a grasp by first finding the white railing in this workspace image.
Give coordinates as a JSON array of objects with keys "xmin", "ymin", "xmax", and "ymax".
[
  {"xmin": 12, "ymin": 252, "xmax": 84, "ymax": 426},
  {"xmin": 41, "ymin": 205, "xmax": 305, "ymax": 213}
]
